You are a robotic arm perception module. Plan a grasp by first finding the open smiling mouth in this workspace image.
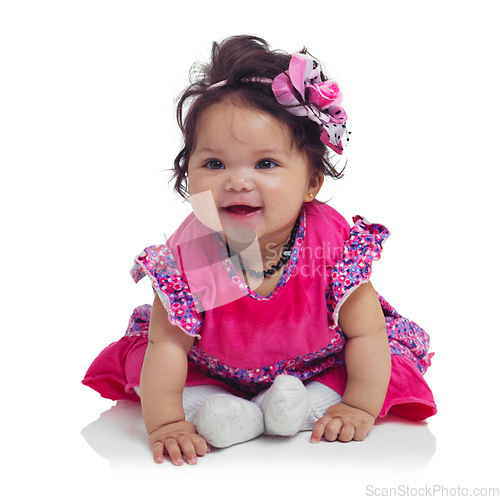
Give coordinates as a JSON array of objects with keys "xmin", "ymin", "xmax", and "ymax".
[{"xmin": 222, "ymin": 205, "xmax": 262, "ymax": 215}]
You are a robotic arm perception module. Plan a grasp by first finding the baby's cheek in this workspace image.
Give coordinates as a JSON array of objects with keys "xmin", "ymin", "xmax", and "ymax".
[{"xmin": 189, "ymin": 190, "xmax": 224, "ymax": 232}]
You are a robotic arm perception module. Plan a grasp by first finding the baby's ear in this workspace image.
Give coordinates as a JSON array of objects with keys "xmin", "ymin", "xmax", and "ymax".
[{"xmin": 305, "ymin": 171, "xmax": 324, "ymax": 202}]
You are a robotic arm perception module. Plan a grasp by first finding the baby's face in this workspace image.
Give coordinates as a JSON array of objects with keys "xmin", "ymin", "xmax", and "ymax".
[{"xmin": 187, "ymin": 99, "xmax": 322, "ymax": 251}]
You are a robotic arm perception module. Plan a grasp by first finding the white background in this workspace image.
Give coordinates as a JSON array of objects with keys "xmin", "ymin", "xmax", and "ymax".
[{"xmin": 1, "ymin": 0, "xmax": 499, "ymax": 498}]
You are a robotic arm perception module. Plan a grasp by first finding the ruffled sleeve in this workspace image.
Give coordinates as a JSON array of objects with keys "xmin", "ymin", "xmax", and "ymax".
[
  {"xmin": 326, "ymin": 215, "xmax": 390, "ymax": 327},
  {"xmin": 130, "ymin": 245, "xmax": 204, "ymax": 338},
  {"xmin": 322, "ymin": 215, "xmax": 437, "ymax": 420}
]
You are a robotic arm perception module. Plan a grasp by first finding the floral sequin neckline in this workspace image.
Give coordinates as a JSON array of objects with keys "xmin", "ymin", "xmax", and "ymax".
[{"xmin": 213, "ymin": 210, "xmax": 306, "ymax": 301}]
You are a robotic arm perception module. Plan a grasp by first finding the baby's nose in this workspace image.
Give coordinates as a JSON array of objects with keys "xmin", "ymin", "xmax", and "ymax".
[{"xmin": 224, "ymin": 167, "xmax": 254, "ymax": 191}]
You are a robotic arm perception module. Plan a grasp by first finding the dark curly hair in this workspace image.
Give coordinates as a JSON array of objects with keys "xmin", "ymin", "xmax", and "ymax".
[{"xmin": 172, "ymin": 35, "xmax": 345, "ymax": 199}]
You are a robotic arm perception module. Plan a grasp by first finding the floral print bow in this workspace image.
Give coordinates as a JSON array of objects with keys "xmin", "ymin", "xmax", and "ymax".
[{"xmin": 271, "ymin": 53, "xmax": 348, "ymax": 154}]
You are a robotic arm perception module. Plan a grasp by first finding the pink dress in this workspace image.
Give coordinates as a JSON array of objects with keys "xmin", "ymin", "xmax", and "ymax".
[{"xmin": 82, "ymin": 201, "xmax": 436, "ymax": 421}]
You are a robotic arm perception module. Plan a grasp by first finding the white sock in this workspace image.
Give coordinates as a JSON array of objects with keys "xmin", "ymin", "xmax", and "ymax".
[
  {"xmin": 182, "ymin": 385, "xmax": 232, "ymax": 424},
  {"xmin": 302, "ymin": 381, "xmax": 343, "ymax": 430},
  {"xmin": 252, "ymin": 375, "xmax": 311, "ymax": 436},
  {"xmin": 196, "ymin": 395, "xmax": 265, "ymax": 448}
]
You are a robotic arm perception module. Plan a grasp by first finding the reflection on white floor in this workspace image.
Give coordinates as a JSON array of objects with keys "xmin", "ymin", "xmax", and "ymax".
[{"xmin": 81, "ymin": 400, "xmax": 436, "ymax": 471}]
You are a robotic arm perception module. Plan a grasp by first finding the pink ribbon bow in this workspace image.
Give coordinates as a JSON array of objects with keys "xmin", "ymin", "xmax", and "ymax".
[{"xmin": 271, "ymin": 53, "xmax": 348, "ymax": 154}]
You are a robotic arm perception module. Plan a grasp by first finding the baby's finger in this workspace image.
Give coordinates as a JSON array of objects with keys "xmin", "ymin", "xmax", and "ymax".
[
  {"xmin": 164, "ymin": 438, "xmax": 185, "ymax": 466},
  {"xmin": 310, "ymin": 416, "xmax": 331, "ymax": 443},
  {"xmin": 151, "ymin": 441, "xmax": 165, "ymax": 464},
  {"xmin": 191, "ymin": 433, "xmax": 210, "ymax": 457},
  {"xmin": 353, "ymin": 422, "xmax": 371, "ymax": 441},
  {"xmin": 177, "ymin": 435, "xmax": 198, "ymax": 465},
  {"xmin": 338, "ymin": 422, "xmax": 355, "ymax": 442},
  {"xmin": 324, "ymin": 417, "xmax": 343, "ymax": 442}
]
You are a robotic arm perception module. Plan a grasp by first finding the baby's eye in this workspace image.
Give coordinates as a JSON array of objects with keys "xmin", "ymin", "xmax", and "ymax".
[
  {"xmin": 204, "ymin": 160, "xmax": 225, "ymax": 170},
  {"xmin": 255, "ymin": 159, "xmax": 277, "ymax": 170}
]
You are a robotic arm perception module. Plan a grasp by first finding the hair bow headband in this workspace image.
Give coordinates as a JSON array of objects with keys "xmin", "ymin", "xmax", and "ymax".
[
  {"xmin": 271, "ymin": 53, "xmax": 348, "ymax": 155},
  {"xmin": 207, "ymin": 53, "xmax": 348, "ymax": 154}
]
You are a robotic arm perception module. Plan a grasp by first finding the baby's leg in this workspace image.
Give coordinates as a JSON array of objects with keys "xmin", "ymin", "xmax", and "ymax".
[
  {"xmin": 134, "ymin": 385, "xmax": 265, "ymax": 448},
  {"xmin": 133, "ymin": 384, "xmax": 239, "ymax": 424},
  {"xmin": 182, "ymin": 385, "xmax": 234, "ymax": 424}
]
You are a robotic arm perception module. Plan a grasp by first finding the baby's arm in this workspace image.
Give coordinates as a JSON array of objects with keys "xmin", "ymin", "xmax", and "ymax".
[
  {"xmin": 140, "ymin": 293, "xmax": 208, "ymax": 465},
  {"xmin": 310, "ymin": 281, "xmax": 391, "ymax": 443}
]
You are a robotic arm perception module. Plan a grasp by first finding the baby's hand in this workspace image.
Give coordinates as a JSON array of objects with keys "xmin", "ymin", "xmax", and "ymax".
[
  {"xmin": 310, "ymin": 402, "xmax": 375, "ymax": 443},
  {"xmin": 148, "ymin": 420, "xmax": 209, "ymax": 466}
]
